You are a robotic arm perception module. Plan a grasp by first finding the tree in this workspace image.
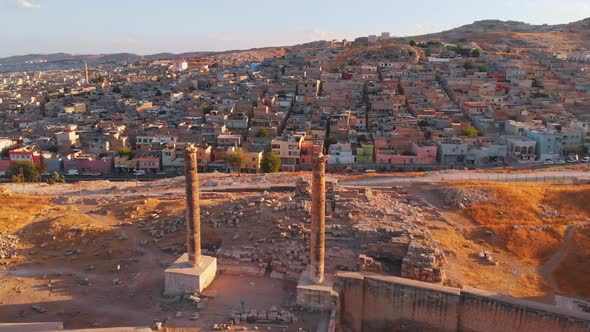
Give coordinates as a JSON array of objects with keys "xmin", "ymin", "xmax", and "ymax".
[
  {"xmin": 1, "ymin": 147, "xmax": 13, "ymax": 159},
  {"xmin": 409, "ymin": 39, "xmax": 417, "ymax": 47},
  {"xmin": 202, "ymin": 104, "xmax": 213, "ymax": 113},
  {"xmin": 464, "ymin": 61, "xmax": 486, "ymax": 71},
  {"xmin": 255, "ymin": 128, "xmax": 269, "ymax": 138},
  {"xmin": 9, "ymin": 161, "xmax": 41, "ymax": 183},
  {"xmin": 261, "ymin": 152, "xmax": 281, "ymax": 173},
  {"xmin": 462, "ymin": 125, "xmax": 479, "ymax": 137},
  {"xmin": 116, "ymin": 147, "xmax": 132, "ymax": 156},
  {"xmin": 226, "ymin": 149, "xmax": 246, "ymax": 176},
  {"xmin": 464, "ymin": 61, "xmax": 475, "ymax": 70},
  {"xmin": 116, "ymin": 147, "xmax": 135, "ymax": 159},
  {"xmin": 47, "ymin": 171, "xmax": 65, "ymax": 185}
]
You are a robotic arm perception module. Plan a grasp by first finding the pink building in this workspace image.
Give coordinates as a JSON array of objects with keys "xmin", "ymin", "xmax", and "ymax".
[
  {"xmin": 411, "ymin": 142, "xmax": 438, "ymax": 164},
  {"xmin": 137, "ymin": 155, "xmax": 160, "ymax": 173},
  {"xmin": 9, "ymin": 148, "xmax": 42, "ymax": 165},
  {"xmin": 375, "ymin": 143, "xmax": 437, "ymax": 165},
  {"xmin": 63, "ymin": 153, "xmax": 113, "ymax": 174}
]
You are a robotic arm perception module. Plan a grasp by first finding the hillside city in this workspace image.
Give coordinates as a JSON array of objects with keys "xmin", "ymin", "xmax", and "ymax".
[{"xmin": 1, "ymin": 29, "xmax": 590, "ymax": 180}]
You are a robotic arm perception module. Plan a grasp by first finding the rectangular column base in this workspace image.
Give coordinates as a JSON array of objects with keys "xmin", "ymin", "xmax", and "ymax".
[
  {"xmin": 164, "ymin": 254, "xmax": 217, "ymax": 296},
  {"xmin": 296, "ymin": 265, "xmax": 338, "ymax": 311}
]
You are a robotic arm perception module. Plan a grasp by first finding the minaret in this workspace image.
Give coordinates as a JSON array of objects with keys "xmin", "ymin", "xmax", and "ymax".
[{"xmin": 84, "ymin": 62, "xmax": 89, "ymax": 83}]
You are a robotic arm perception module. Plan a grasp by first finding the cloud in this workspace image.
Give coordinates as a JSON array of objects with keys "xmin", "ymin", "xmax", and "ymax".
[{"xmin": 17, "ymin": 0, "xmax": 41, "ymax": 9}]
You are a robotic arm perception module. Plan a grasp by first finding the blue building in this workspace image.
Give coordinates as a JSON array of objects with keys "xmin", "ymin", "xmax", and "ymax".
[{"xmin": 522, "ymin": 130, "xmax": 561, "ymax": 161}]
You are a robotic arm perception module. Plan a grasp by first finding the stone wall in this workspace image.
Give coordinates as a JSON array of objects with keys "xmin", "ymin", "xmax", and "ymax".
[
  {"xmin": 459, "ymin": 287, "xmax": 590, "ymax": 332},
  {"xmin": 335, "ymin": 272, "xmax": 590, "ymax": 332}
]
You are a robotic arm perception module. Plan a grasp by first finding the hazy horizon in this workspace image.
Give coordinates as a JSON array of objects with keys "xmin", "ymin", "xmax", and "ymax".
[{"xmin": 1, "ymin": 0, "xmax": 589, "ymax": 58}]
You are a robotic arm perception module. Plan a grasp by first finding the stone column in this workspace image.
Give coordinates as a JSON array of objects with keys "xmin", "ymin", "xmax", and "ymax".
[
  {"xmin": 184, "ymin": 145, "xmax": 201, "ymax": 267},
  {"xmin": 311, "ymin": 152, "xmax": 326, "ymax": 283}
]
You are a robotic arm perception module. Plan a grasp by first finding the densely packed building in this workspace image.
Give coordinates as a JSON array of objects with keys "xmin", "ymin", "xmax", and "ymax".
[{"xmin": 1, "ymin": 36, "xmax": 589, "ymax": 177}]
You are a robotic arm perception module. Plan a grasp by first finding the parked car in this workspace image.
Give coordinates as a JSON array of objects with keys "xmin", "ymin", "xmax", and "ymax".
[
  {"xmin": 543, "ymin": 159, "xmax": 554, "ymax": 165},
  {"xmin": 566, "ymin": 158, "xmax": 578, "ymax": 163},
  {"xmin": 66, "ymin": 169, "xmax": 79, "ymax": 175},
  {"xmin": 134, "ymin": 169, "xmax": 146, "ymax": 176},
  {"xmin": 555, "ymin": 159, "xmax": 566, "ymax": 165},
  {"xmin": 364, "ymin": 169, "xmax": 377, "ymax": 173},
  {"xmin": 582, "ymin": 157, "xmax": 590, "ymax": 163},
  {"xmin": 0, "ymin": 171, "xmax": 6, "ymax": 176}
]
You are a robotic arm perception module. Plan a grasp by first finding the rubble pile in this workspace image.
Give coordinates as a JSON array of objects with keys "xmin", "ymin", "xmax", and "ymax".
[
  {"xmin": 294, "ymin": 177, "xmax": 311, "ymax": 198},
  {"xmin": 440, "ymin": 187, "xmax": 493, "ymax": 207},
  {"xmin": 327, "ymin": 186, "xmax": 446, "ymax": 284},
  {"xmin": 125, "ymin": 181, "xmax": 448, "ymax": 285},
  {"xmin": 477, "ymin": 250, "xmax": 498, "ymax": 266},
  {"xmin": 230, "ymin": 306, "xmax": 298, "ymax": 324},
  {"xmin": 217, "ymin": 221, "xmax": 310, "ymax": 281},
  {"xmin": 356, "ymin": 254, "xmax": 384, "ymax": 273},
  {"xmin": 0, "ymin": 235, "xmax": 19, "ymax": 259},
  {"xmin": 401, "ymin": 241, "xmax": 445, "ymax": 283},
  {"xmin": 138, "ymin": 213, "xmax": 184, "ymax": 240}
]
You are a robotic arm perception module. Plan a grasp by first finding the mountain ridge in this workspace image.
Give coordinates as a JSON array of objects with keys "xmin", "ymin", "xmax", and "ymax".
[{"xmin": 1, "ymin": 17, "xmax": 588, "ymax": 72}]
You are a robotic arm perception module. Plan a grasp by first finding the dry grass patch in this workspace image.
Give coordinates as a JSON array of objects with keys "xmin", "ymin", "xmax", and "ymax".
[
  {"xmin": 22, "ymin": 211, "xmax": 110, "ymax": 248},
  {"xmin": 504, "ymin": 226, "xmax": 566, "ymax": 262},
  {"xmin": 460, "ymin": 182, "xmax": 547, "ymax": 226},
  {"xmin": 553, "ymin": 225, "xmax": 590, "ymax": 299},
  {"xmin": 446, "ymin": 183, "xmax": 590, "ymax": 263},
  {"xmin": 0, "ymin": 193, "xmax": 52, "ymax": 232},
  {"xmin": 543, "ymin": 187, "xmax": 590, "ymax": 218},
  {"xmin": 511, "ymin": 273, "xmax": 551, "ymax": 300}
]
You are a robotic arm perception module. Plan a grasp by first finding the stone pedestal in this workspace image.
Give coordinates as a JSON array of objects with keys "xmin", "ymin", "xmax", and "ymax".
[
  {"xmin": 164, "ymin": 253, "xmax": 217, "ymax": 296},
  {"xmin": 296, "ymin": 265, "xmax": 337, "ymax": 311}
]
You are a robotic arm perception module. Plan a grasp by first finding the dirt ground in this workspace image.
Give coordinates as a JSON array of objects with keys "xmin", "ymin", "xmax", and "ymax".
[
  {"xmin": 411, "ymin": 182, "xmax": 590, "ymax": 303},
  {"xmin": 0, "ymin": 184, "xmax": 321, "ymax": 330},
  {"xmin": 2, "ymin": 177, "xmax": 590, "ymax": 330}
]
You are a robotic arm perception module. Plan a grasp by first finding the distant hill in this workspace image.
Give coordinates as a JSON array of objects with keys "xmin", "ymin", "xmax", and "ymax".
[
  {"xmin": 0, "ymin": 47, "xmax": 289, "ymax": 73},
  {"xmin": 1, "ymin": 17, "xmax": 589, "ymax": 73},
  {"xmin": 0, "ymin": 53, "xmax": 145, "ymax": 72},
  {"xmin": 415, "ymin": 17, "xmax": 590, "ymax": 52}
]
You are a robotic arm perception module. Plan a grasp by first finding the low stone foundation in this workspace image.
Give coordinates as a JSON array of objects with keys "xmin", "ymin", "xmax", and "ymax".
[
  {"xmin": 164, "ymin": 254, "xmax": 217, "ymax": 296},
  {"xmin": 296, "ymin": 265, "xmax": 338, "ymax": 311}
]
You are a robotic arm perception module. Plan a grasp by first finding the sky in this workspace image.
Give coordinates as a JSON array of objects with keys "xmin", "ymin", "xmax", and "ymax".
[{"xmin": 1, "ymin": 0, "xmax": 590, "ymax": 57}]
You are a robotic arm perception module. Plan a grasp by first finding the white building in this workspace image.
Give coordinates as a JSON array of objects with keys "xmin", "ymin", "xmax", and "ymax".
[
  {"xmin": 328, "ymin": 142, "xmax": 355, "ymax": 164},
  {"xmin": 173, "ymin": 59, "xmax": 188, "ymax": 71}
]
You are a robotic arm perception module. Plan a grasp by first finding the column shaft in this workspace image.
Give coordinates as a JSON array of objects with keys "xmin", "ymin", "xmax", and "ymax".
[
  {"xmin": 184, "ymin": 146, "xmax": 201, "ymax": 266},
  {"xmin": 311, "ymin": 153, "xmax": 326, "ymax": 283}
]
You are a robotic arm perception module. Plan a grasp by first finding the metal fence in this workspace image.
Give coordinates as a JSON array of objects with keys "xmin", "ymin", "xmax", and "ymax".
[{"xmin": 441, "ymin": 174, "xmax": 581, "ymax": 184}]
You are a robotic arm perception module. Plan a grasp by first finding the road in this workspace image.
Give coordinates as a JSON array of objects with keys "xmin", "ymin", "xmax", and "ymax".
[{"xmin": 339, "ymin": 169, "xmax": 590, "ymax": 187}]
